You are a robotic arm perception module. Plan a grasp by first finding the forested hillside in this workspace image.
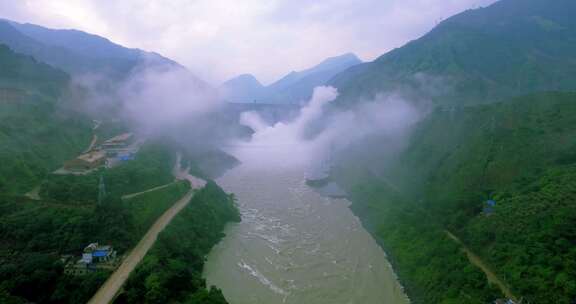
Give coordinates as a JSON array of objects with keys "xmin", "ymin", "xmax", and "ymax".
[
  {"xmin": 0, "ymin": 141, "xmax": 191, "ymax": 303},
  {"xmin": 335, "ymin": 92, "xmax": 576, "ymax": 303},
  {"xmin": 324, "ymin": 0, "xmax": 576, "ymax": 302},
  {"xmin": 0, "ymin": 44, "xmax": 91, "ymax": 194},
  {"xmin": 117, "ymin": 181, "xmax": 240, "ymax": 304},
  {"xmin": 0, "ymin": 13, "xmax": 240, "ymax": 304},
  {"xmin": 330, "ymin": 0, "xmax": 576, "ymax": 106}
]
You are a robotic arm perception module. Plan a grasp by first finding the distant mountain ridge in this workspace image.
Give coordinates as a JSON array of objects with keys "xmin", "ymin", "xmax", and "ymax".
[
  {"xmin": 0, "ymin": 19, "xmax": 194, "ymax": 83},
  {"xmin": 220, "ymin": 74, "xmax": 264, "ymax": 102},
  {"xmin": 221, "ymin": 53, "xmax": 362, "ymax": 104}
]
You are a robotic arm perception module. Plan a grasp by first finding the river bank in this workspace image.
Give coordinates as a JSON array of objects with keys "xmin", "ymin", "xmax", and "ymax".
[{"xmin": 334, "ymin": 174, "xmax": 502, "ymax": 304}]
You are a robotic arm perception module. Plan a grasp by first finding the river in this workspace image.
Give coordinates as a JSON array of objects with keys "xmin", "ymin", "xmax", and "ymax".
[{"xmin": 203, "ymin": 144, "xmax": 409, "ymax": 304}]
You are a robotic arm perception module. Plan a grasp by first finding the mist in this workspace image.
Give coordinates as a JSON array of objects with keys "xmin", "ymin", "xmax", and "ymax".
[
  {"xmin": 66, "ymin": 56, "xmax": 424, "ymax": 179},
  {"xmin": 68, "ymin": 59, "xmax": 254, "ymax": 156},
  {"xmin": 236, "ymin": 86, "xmax": 422, "ymax": 170},
  {"xmin": 119, "ymin": 64, "xmax": 221, "ymax": 135},
  {"xmin": 240, "ymin": 86, "xmax": 337, "ymax": 147}
]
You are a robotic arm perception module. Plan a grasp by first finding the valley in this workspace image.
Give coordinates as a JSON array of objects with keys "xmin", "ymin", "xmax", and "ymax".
[{"xmin": 1, "ymin": 0, "xmax": 576, "ymax": 303}]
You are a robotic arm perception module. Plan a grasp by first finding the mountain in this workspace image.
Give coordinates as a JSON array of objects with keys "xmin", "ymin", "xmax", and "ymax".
[
  {"xmin": 330, "ymin": 0, "xmax": 576, "ymax": 106},
  {"xmin": 0, "ymin": 43, "xmax": 68, "ymax": 97},
  {"xmin": 0, "ymin": 18, "xmax": 224, "ymax": 129},
  {"xmin": 0, "ymin": 44, "xmax": 91, "ymax": 194},
  {"xmin": 0, "ymin": 19, "xmax": 186, "ymax": 82},
  {"xmin": 327, "ymin": 0, "xmax": 576, "ymax": 303},
  {"xmin": 220, "ymin": 74, "xmax": 264, "ymax": 102},
  {"xmin": 221, "ymin": 53, "xmax": 361, "ymax": 104},
  {"xmin": 266, "ymin": 53, "xmax": 361, "ymax": 97},
  {"xmin": 0, "ymin": 25, "xmax": 234, "ymax": 304},
  {"xmin": 336, "ymin": 91, "xmax": 576, "ymax": 304}
]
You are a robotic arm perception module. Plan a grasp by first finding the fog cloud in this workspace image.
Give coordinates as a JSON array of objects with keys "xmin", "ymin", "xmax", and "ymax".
[
  {"xmin": 241, "ymin": 86, "xmax": 338, "ymax": 147},
  {"xmin": 120, "ymin": 65, "xmax": 220, "ymax": 134},
  {"xmin": 238, "ymin": 86, "xmax": 422, "ymax": 167}
]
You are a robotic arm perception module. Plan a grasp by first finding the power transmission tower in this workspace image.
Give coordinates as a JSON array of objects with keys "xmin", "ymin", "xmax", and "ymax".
[{"xmin": 98, "ymin": 174, "xmax": 106, "ymax": 205}]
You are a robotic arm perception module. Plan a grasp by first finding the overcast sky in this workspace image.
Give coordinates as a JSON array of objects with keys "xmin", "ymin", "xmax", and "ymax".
[{"xmin": 0, "ymin": 0, "xmax": 497, "ymax": 84}]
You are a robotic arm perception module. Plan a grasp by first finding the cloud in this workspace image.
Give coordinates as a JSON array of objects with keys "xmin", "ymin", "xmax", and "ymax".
[
  {"xmin": 241, "ymin": 86, "xmax": 338, "ymax": 147},
  {"xmin": 238, "ymin": 86, "xmax": 421, "ymax": 168},
  {"xmin": 0, "ymin": 0, "xmax": 497, "ymax": 84},
  {"xmin": 119, "ymin": 64, "xmax": 221, "ymax": 134}
]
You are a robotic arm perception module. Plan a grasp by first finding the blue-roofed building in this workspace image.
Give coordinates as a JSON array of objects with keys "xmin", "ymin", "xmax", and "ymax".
[
  {"xmin": 483, "ymin": 200, "xmax": 497, "ymax": 215},
  {"xmin": 118, "ymin": 153, "xmax": 134, "ymax": 161},
  {"xmin": 83, "ymin": 243, "xmax": 116, "ymax": 263},
  {"xmin": 65, "ymin": 242, "xmax": 118, "ymax": 276},
  {"xmin": 93, "ymin": 250, "xmax": 109, "ymax": 258}
]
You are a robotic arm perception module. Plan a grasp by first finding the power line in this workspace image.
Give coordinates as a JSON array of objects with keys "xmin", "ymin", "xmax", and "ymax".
[{"xmin": 98, "ymin": 174, "xmax": 106, "ymax": 204}]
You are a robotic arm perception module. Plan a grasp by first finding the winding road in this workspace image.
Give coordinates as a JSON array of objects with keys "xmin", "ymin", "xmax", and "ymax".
[
  {"xmin": 120, "ymin": 182, "xmax": 177, "ymax": 200},
  {"xmin": 87, "ymin": 189, "xmax": 195, "ymax": 304},
  {"xmin": 445, "ymin": 230, "xmax": 518, "ymax": 302},
  {"xmin": 87, "ymin": 153, "xmax": 204, "ymax": 304}
]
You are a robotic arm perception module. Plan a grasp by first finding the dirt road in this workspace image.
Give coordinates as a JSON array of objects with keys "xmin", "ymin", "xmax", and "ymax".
[
  {"xmin": 24, "ymin": 185, "xmax": 41, "ymax": 200},
  {"xmin": 173, "ymin": 153, "xmax": 207, "ymax": 188},
  {"xmin": 87, "ymin": 189, "xmax": 194, "ymax": 304},
  {"xmin": 121, "ymin": 182, "xmax": 176, "ymax": 200},
  {"xmin": 445, "ymin": 230, "xmax": 517, "ymax": 301},
  {"xmin": 83, "ymin": 134, "xmax": 99, "ymax": 153}
]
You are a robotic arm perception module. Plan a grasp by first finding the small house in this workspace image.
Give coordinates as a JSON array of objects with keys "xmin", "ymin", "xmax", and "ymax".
[
  {"xmin": 65, "ymin": 242, "xmax": 118, "ymax": 275},
  {"xmin": 101, "ymin": 133, "xmax": 136, "ymax": 156},
  {"xmin": 83, "ymin": 242, "xmax": 116, "ymax": 263},
  {"xmin": 81, "ymin": 253, "xmax": 93, "ymax": 264},
  {"xmin": 117, "ymin": 152, "xmax": 135, "ymax": 162}
]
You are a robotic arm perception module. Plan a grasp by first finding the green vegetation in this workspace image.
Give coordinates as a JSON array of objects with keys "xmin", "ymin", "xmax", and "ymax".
[
  {"xmin": 331, "ymin": 0, "xmax": 576, "ymax": 107},
  {"xmin": 125, "ymin": 181, "xmax": 190, "ymax": 236},
  {"xmin": 104, "ymin": 144, "xmax": 176, "ymax": 195},
  {"xmin": 0, "ymin": 44, "xmax": 92, "ymax": 195},
  {"xmin": 0, "ymin": 47, "xmax": 235, "ymax": 303},
  {"xmin": 346, "ymin": 180, "xmax": 501, "ymax": 303},
  {"xmin": 116, "ymin": 181, "xmax": 240, "ymax": 304},
  {"xmin": 0, "ymin": 139, "xmax": 192, "ymax": 303},
  {"xmin": 0, "ymin": 19, "xmax": 239, "ymax": 304},
  {"xmin": 0, "ymin": 178, "xmax": 191, "ymax": 303},
  {"xmin": 182, "ymin": 149, "xmax": 240, "ymax": 179},
  {"xmin": 0, "ymin": 195, "xmax": 130, "ymax": 303},
  {"xmin": 0, "ymin": 44, "xmax": 68, "ymax": 96},
  {"xmin": 464, "ymin": 165, "xmax": 576, "ymax": 303},
  {"xmin": 326, "ymin": 1, "xmax": 576, "ymax": 302},
  {"xmin": 3, "ymin": 1, "xmax": 576, "ymax": 304},
  {"xmin": 40, "ymin": 143, "xmax": 176, "ymax": 204},
  {"xmin": 39, "ymin": 174, "xmax": 99, "ymax": 204},
  {"xmin": 335, "ymin": 92, "xmax": 576, "ymax": 303}
]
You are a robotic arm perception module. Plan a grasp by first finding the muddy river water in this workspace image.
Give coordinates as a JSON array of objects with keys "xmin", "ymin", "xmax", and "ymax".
[{"xmin": 203, "ymin": 144, "xmax": 409, "ymax": 304}]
